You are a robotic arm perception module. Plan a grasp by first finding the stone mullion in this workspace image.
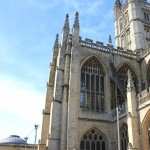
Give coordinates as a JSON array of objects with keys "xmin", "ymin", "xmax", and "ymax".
[
  {"xmin": 94, "ymin": 74, "xmax": 96, "ymax": 112},
  {"xmin": 85, "ymin": 71, "xmax": 87, "ymax": 108},
  {"xmin": 99, "ymin": 74, "xmax": 101, "ymax": 112},
  {"xmin": 89, "ymin": 70, "xmax": 92, "ymax": 111}
]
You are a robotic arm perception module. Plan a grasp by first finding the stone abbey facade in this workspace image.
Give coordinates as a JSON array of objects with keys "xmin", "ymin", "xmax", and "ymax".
[{"xmin": 38, "ymin": 0, "xmax": 150, "ymax": 150}]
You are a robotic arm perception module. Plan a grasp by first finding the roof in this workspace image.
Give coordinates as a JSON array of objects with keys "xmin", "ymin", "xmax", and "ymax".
[{"xmin": 0, "ymin": 135, "xmax": 27, "ymax": 145}]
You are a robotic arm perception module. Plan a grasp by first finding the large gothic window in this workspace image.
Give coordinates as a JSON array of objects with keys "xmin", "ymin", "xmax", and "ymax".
[
  {"xmin": 116, "ymin": 64, "xmax": 138, "ymax": 110},
  {"xmin": 80, "ymin": 57, "xmax": 105, "ymax": 112},
  {"xmin": 80, "ymin": 128, "xmax": 107, "ymax": 150},
  {"xmin": 120, "ymin": 124, "xmax": 128, "ymax": 150}
]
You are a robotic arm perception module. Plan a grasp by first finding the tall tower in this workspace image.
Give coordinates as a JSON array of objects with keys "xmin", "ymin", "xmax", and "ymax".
[
  {"xmin": 114, "ymin": 0, "xmax": 122, "ymax": 48},
  {"xmin": 114, "ymin": 0, "xmax": 146, "ymax": 51},
  {"xmin": 128, "ymin": 0, "xmax": 145, "ymax": 50}
]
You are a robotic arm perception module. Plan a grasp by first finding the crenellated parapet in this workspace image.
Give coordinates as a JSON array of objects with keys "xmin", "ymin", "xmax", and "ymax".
[{"xmin": 79, "ymin": 36, "xmax": 138, "ymax": 59}]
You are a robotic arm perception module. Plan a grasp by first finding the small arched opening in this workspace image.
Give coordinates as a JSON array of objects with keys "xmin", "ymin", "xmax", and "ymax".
[
  {"xmin": 142, "ymin": 110, "xmax": 150, "ymax": 150},
  {"xmin": 80, "ymin": 128, "xmax": 108, "ymax": 150},
  {"xmin": 110, "ymin": 63, "xmax": 138, "ymax": 111},
  {"xmin": 120, "ymin": 124, "xmax": 128, "ymax": 150}
]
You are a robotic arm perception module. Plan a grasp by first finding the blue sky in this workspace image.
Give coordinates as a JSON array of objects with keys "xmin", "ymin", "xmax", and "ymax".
[{"xmin": 0, "ymin": 0, "xmax": 114, "ymax": 143}]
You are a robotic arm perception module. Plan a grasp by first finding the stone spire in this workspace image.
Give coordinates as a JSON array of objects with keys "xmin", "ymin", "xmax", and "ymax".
[
  {"xmin": 53, "ymin": 33, "xmax": 59, "ymax": 49},
  {"xmin": 63, "ymin": 14, "xmax": 70, "ymax": 33},
  {"xmin": 51, "ymin": 34, "xmax": 59, "ymax": 66},
  {"xmin": 73, "ymin": 11, "xmax": 79, "ymax": 29},
  {"xmin": 126, "ymin": 69, "xmax": 140, "ymax": 150},
  {"xmin": 108, "ymin": 35, "xmax": 112, "ymax": 44},
  {"xmin": 115, "ymin": 0, "xmax": 121, "ymax": 7},
  {"xmin": 62, "ymin": 14, "xmax": 70, "ymax": 51},
  {"xmin": 72, "ymin": 11, "xmax": 80, "ymax": 46}
]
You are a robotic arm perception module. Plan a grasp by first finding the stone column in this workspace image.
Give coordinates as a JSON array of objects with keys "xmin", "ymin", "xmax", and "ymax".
[
  {"xmin": 126, "ymin": 70, "xmax": 140, "ymax": 150},
  {"xmin": 105, "ymin": 72, "xmax": 111, "ymax": 112},
  {"xmin": 67, "ymin": 49, "xmax": 80, "ymax": 150},
  {"xmin": 39, "ymin": 34, "xmax": 59, "ymax": 150},
  {"xmin": 48, "ymin": 45, "xmax": 65, "ymax": 150},
  {"xmin": 60, "ymin": 36, "xmax": 72, "ymax": 150}
]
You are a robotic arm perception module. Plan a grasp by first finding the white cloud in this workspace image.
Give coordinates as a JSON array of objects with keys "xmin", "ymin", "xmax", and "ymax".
[{"xmin": 0, "ymin": 75, "xmax": 45, "ymax": 142}]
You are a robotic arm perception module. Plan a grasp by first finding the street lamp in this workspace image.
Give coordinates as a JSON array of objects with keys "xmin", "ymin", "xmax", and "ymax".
[
  {"xmin": 34, "ymin": 124, "xmax": 38, "ymax": 150},
  {"xmin": 116, "ymin": 86, "xmax": 121, "ymax": 150}
]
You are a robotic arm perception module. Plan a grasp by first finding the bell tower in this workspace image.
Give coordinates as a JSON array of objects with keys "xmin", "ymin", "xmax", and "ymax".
[
  {"xmin": 128, "ymin": 0, "xmax": 145, "ymax": 51},
  {"xmin": 114, "ymin": 0, "xmax": 146, "ymax": 51}
]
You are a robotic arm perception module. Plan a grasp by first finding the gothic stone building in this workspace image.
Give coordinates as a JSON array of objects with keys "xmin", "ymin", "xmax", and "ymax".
[{"xmin": 38, "ymin": 0, "xmax": 150, "ymax": 150}]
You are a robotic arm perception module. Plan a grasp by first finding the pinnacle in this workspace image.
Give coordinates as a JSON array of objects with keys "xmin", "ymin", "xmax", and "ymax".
[
  {"xmin": 73, "ymin": 11, "xmax": 80, "ymax": 28},
  {"xmin": 63, "ymin": 13, "xmax": 70, "ymax": 31},
  {"xmin": 108, "ymin": 35, "xmax": 112, "ymax": 44},
  {"xmin": 127, "ymin": 70, "xmax": 135, "ymax": 90},
  {"xmin": 54, "ymin": 34, "xmax": 59, "ymax": 49},
  {"xmin": 115, "ymin": 0, "xmax": 121, "ymax": 7}
]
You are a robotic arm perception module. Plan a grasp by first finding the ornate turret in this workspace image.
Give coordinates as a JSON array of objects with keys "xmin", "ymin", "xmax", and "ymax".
[
  {"xmin": 53, "ymin": 34, "xmax": 59, "ymax": 49},
  {"xmin": 115, "ymin": 0, "xmax": 121, "ymax": 7},
  {"xmin": 127, "ymin": 70, "xmax": 135, "ymax": 92},
  {"xmin": 51, "ymin": 34, "xmax": 59, "ymax": 65},
  {"xmin": 114, "ymin": 0, "xmax": 122, "ymax": 19},
  {"xmin": 128, "ymin": 0, "xmax": 145, "ymax": 50},
  {"xmin": 126, "ymin": 69, "xmax": 140, "ymax": 150},
  {"xmin": 72, "ymin": 12, "xmax": 80, "ymax": 46},
  {"xmin": 114, "ymin": 0, "xmax": 122, "ymax": 47},
  {"xmin": 73, "ymin": 11, "xmax": 79, "ymax": 29},
  {"xmin": 108, "ymin": 35, "xmax": 112, "ymax": 44},
  {"xmin": 63, "ymin": 14, "xmax": 70, "ymax": 34},
  {"xmin": 62, "ymin": 14, "xmax": 70, "ymax": 50}
]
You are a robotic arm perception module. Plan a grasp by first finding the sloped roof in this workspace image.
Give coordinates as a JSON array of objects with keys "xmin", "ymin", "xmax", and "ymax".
[{"xmin": 0, "ymin": 135, "xmax": 27, "ymax": 145}]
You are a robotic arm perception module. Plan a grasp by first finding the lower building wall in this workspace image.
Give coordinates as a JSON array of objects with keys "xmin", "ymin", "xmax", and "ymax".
[
  {"xmin": 78, "ymin": 120, "xmax": 116, "ymax": 150},
  {"xmin": 0, "ymin": 144, "xmax": 37, "ymax": 150}
]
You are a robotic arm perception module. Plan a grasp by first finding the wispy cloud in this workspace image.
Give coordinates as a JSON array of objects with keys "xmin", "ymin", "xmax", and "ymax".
[
  {"xmin": 0, "ymin": 0, "xmax": 114, "ymax": 143},
  {"xmin": 63, "ymin": 0, "xmax": 104, "ymax": 15}
]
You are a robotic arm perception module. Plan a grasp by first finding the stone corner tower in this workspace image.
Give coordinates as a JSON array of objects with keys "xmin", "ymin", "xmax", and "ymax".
[{"xmin": 114, "ymin": 0, "xmax": 146, "ymax": 51}]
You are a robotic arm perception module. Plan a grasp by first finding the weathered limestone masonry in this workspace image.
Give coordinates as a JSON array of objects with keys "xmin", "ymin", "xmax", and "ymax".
[{"xmin": 39, "ymin": 0, "xmax": 150, "ymax": 150}]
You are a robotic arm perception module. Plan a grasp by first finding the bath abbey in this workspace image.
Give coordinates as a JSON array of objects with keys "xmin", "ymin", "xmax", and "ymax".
[{"xmin": 38, "ymin": 0, "xmax": 150, "ymax": 150}]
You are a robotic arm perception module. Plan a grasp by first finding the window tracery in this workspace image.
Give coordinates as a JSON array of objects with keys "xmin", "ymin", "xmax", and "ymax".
[
  {"xmin": 117, "ymin": 64, "xmax": 138, "ymax": 107},
  {"xmin": 120, "ymin": 124, "xmax": 128, "ymax": 150},
  {"xmin": 80, "ymin": 57, "xmax": 105, "ymax": 112},
  {"xmin": 147, "ymin": 62, "xmax": 150, "ymax": 87},
  {"xmin": 80, "ymin": 129, "xmax": 107, "ymax": 150}
]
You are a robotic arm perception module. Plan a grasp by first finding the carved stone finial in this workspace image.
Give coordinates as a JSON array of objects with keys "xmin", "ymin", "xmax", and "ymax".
[
  {"xmin": 63, "ymin": 13, "xmax": 70, "ymax": 32},
  {"xmin": 127, "ymin": 69, "xmax": 135, "ymax": 91},
  {"xmin": 108, "ymin": 35, "xmax": 112, "ymax": 44},
  {"xmin": 54, "ymin": 34, "xmax": 59, "ymax": 49},
  {"xmin": 73, "ymin": 11, "xmax": 80, "ymax": 29},
  {"xmin": 115, "ymin": 0, "xmax": 121, "ymax": 7}
]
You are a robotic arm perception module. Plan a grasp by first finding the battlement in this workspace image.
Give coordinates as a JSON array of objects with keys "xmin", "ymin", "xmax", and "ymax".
[{"xmin": 79, "ymin": 37, "xmax": 137, "ymax": 59}]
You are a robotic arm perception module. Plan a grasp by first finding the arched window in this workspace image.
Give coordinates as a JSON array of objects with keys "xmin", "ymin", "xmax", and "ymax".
[
  {"xmin": 117, "ymin": 64, "xmax": 138, "ymax": 109},
  {"xmin": 120, "ymin": 124, "xmax": 128, "ymax": 150},
  {"xmin": 142, "ymin": 110, "xmax": 150, "ymax": 150},
  {"xmin": 80, "ymin": 57, "xmax": 105, "ymax": 112},
  {"xmin": 80, "ymin": 128, "xmax": 107, "ymax": 150}
]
